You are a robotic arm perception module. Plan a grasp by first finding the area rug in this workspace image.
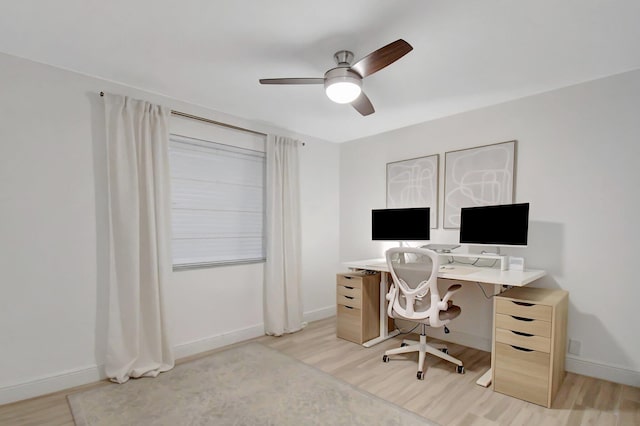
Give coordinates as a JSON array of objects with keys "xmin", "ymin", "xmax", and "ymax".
[{"xmin": 68, "ymin": 342, "xmax": 436, "ymax": 425}]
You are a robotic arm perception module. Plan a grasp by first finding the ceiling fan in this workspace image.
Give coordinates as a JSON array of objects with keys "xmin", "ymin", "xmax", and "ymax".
[{"xmin": 259, "ymin": 39, "xmax": 413, "ymax": 116}]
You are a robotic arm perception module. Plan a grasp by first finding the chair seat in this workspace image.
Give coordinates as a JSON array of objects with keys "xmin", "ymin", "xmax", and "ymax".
[{"xmin": 394, "ymin": 304, "xmax": 461, "ymax": 325}]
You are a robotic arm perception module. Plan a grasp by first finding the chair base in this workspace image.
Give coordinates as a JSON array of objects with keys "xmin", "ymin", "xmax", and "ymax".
[{"xmin": 383, "ymin": 327, "xmax": 464, "ymax": 379}]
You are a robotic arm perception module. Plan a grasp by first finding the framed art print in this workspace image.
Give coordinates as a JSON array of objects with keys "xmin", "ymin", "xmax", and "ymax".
[
  {"xmin": 443, "ymin": 140, "xmax": 516, "ymax": 229},
  {"xmin": 386, "ymin": 154, "xmax": 439, "ymax": 228}
]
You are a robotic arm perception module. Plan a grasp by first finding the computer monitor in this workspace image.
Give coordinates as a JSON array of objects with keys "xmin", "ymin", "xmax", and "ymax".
[
  {"xmin": 459, "ymin": 203, "xmax": 529, "ymax": 247},
  {"xmin": 371, "ymin": 207, "xmax": 430, "ymax": 241}
]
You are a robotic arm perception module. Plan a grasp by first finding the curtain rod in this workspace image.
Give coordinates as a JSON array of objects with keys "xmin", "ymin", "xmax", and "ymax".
[{"xmin": 99, "ymin": 91, "xmax": 270, "ymax": 138}]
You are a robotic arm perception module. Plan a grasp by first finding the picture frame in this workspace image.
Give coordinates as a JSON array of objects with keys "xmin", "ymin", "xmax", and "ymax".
[
  {"xmin": 443, "ymin": 140, "xmax": 516, "ymax": 229},
  {"xmin": 386, "ymin": 154, "xmax": 439, "ymax": 229}
]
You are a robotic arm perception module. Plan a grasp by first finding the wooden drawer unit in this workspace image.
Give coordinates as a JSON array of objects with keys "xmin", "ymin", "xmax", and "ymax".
[
  {"xmin": 492, "ymin": 287, "xmax": 568, "ymax": 408},
  {"xmin": 336, "ymin": 271, "xmax": 380, "ymax": 344},
  {"xmin": 336, "ymin": 284, "xmax": 362, "ymax": 308}
]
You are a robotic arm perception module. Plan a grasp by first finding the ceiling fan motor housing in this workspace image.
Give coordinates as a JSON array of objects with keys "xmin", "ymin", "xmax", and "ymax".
[{"xmin": 324, "ymin": 67, "xmax": 362, "ymax": 85}]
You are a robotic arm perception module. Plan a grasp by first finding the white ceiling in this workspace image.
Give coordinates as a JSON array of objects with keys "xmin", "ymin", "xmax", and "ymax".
[{"xmin": 1, "ymin": 1, "xmax": 639, "ymax": 143}]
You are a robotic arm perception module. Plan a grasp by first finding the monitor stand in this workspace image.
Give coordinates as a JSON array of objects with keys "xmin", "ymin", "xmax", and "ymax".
[
  {"xmin": 422, "ymin": 243, "xmax": 461, "ymax": 253},
  {"xmin": 480, "ymin": 247, "xmax": 501, "ymax": 256}
]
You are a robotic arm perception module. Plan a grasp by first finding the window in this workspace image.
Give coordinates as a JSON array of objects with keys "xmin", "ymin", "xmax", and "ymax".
[{"xmin": 168, "ymin": 132, "xmax": 266, "ymax": 268}]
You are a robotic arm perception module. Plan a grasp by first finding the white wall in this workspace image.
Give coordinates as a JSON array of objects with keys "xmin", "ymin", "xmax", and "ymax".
[
  {"xmin": 339, "ymin": 69, "xmax": 640, "ymax": 386},
  {"xmin": 0, "ymin": 52, "xmax": 340, "ymax": 403}
]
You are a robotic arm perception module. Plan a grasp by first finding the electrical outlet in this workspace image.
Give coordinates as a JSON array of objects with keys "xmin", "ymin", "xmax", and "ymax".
[{"xmin": 568, "ymin": 339, "xmax": 581, "ymax": 356}]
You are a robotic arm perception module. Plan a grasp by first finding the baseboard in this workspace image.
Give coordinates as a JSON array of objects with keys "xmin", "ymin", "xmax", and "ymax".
[
  {"xmin": 0, "ymin": 309, "xmax": 335, "ymax": 406},
  {"xmin": 0, "ymin": 325, "xmax": 266, "ymax": 406},
  {"xmin": 303, "ymin": 305, "xmax": 335, "ymax": 323},
  {"xmin": 565, "ymin": 355, "xmax": 640, "ymax": 387},
  {"xmin": 174, "ymin": 306, "xmax": 336, "ymax": 359},
  {"xmin": 173, "ymin": 324, "xmax": 265, "ymax": 359},
  {"xmin": 0, "ymin": 324, "xmax": 266, "ymax": 406},
  {"xmin": 0, "ymin": 365, "xmax": 103, "ymax": 406},
  {"xmin": 15, "ymin": 310, "xmax": 637, "ymax": 406}
]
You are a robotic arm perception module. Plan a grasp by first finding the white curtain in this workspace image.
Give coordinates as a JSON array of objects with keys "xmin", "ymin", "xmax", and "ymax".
[
  {"xmin": 103, "ymin": 93, "xmax": 174, "ymax": 383},
  {"xmin": 264, "ymin": 135, "xmax": 305, "ymax": 336}
]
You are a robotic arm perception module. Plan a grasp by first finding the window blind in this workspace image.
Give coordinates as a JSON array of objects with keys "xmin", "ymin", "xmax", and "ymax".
[{"xmin": 169, "ymin": 134, "xmax": 265, "ymax": 267}]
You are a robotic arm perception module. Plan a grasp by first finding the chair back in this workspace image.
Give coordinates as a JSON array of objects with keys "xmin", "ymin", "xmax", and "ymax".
[{"xmin": 385, "ymin": 247, "xmax": 446, "ymax": 327}]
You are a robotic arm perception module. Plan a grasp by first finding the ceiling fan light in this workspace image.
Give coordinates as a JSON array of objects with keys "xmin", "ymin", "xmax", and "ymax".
[
  {"xmin": 325, "ymin": 78, "xmax": 362, "ymax": 104},
  {"xmin": 326, "ymin": 82, "xmax": 361, "ymax": 104}
]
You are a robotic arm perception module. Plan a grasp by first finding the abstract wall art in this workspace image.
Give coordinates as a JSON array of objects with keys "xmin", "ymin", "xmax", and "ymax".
[
  {"xmin": 386, "ymin": 154, "xmax": 439, "ymax": 228},
  {"xmin": 443, "ymin": 140, "xmax": 516, "ymax": 228}
]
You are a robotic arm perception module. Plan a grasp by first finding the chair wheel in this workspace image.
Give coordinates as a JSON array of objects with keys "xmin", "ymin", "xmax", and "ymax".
[
  {"xmin": 456, "ymin": 365, "xmax": 465, "ymax": 374},
  {"xmin": 417, "ymin": 371, "xmax": 424, "ymax": 380},
  {"xmin": 382, "ymin": 355, "xmax": 390, "ymax": 363},
  {"xmin": 400, "ymin": 343, "xmax": 409, "ymax": 347},
  {"xmin": 440, "ymin": 348, "xmax": 449, "ymax": 354}
]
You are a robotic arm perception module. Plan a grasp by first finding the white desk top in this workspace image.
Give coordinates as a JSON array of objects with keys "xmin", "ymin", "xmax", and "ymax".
[{"xmin": 343, "ymin": 258, "xmax": 546, "ymax": 287}]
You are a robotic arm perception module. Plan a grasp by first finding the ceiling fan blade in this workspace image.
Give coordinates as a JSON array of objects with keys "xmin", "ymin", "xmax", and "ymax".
[
  {"xmin": 351, "ymin": 92, "xmax": 375, "ymax": 116},
  {"xmin": 350, "ymin": 39, "xmax": 413, "ymax": 78},
  {"xmin": 259, "ymin": 78, "xmax": 324, "ymax": 85}
]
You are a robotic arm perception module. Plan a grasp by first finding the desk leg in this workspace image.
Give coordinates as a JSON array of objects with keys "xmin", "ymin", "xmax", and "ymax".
[
  {"xmin": 476, "ymin": 283, "xmax": 503, "ymax": 387},
  {"xmin": 476, "ymin": 369, "xmax": 492, "ymax": 387},
  {"xmin": 362, "ymin": 272, "xmax": 399, "ymax": 347}
]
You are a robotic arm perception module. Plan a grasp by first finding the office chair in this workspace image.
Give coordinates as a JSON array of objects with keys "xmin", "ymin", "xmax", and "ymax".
[{"xmin": 382, "ymin": 247, "xmax": 465, "ymax": 380}]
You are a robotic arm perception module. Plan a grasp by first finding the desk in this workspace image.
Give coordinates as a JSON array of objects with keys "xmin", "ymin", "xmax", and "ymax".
[{"xmin": 343, "ymin": 257, "xmax": 546, "ymax": 386}]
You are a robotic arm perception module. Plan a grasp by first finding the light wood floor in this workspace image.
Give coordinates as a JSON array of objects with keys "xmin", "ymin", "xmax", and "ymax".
[{"xmin": 1, "ymin": 317, "xmax": 638, "ymax": 425}]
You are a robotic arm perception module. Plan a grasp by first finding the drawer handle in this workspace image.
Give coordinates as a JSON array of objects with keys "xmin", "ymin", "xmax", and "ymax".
[
  {"xmin": 344, "ymin": 276, "xmax": 353, "ymax": 280},
  {"xmin": 344, "ymin": 296, "xmax": 354, "ymax": 300},
  {"xmin": 510, "ymin": 345, "xmax": 534, "ymax": 352},
  {"xmin": 344, "ymin": 306, "xmax": 354, "ymax": 310},
  {"xmin": 344, "ymin": 286, "xmax": 354, "ymax": 290},
  {"xmin": 511, "ymin": 315, "xmax": 533, "ymax": 322},
  {"xmin": 511, "ymin": 330, "xmax": 534, "ymax": 337},
  {"xmin": 512, "ymin": 301, "xmax": 534, "ymax": 307}
]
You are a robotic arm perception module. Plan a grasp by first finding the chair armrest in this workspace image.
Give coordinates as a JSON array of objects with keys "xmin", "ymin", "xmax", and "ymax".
[
  {"xmin": 438, "ymin": 284, "xmax": 462, "ymax": 310},
  {"xmin": 386, "ymin": 285, "xmax": 398, "ymax": 318}
]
